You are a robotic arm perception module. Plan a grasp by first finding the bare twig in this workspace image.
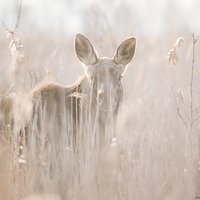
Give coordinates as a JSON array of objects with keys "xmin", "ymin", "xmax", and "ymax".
[
  {"xmin": 0, "ymin": 0, "xmax": 23, "ymax": 33},
  {"xmin": 2, "ymin": 84, "xmax": 15, "ymax": 97},
  {"xmin": 13, "ymin": 0, "xmax": 23, "ymax": 32},
  {"xmin": 0, "ymin": 0, "xmax": 23, "ymax": 54},
  {"xmin": 0, "ymin": 18, "xmax": 9, "ymax": 31},
  {"xmin": 193, "ymin": 104, "xmax": 200, "ymax": 113},
  {"xmin": 191, "ymin": 115, "xmax": 200, "ymax": 125},
  {"xmin": 171, "ymin": 87, "xmax": 188, "ymax": 129},
  {"xmin": 189, "ymin": 33, "xmax": 199, "ymax": 127}
]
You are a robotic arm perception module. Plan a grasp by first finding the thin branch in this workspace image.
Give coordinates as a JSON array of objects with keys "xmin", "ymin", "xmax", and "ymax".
[
  {"xmin": 0, "ymin": 0, "xmax": 23, "ymax": 33},
  {"xmin": 192, "ymin": 104, "xmax": 200, "ymax": 113},
  {"xmin": 171, "ymin": 87, "xmax": 188, "ymax": 128},
  {"xmin": 0, "ymin": 18, "xmax": 9, "ymax": 31},
  {"xmin": 13, "ymin": 0, "xmax": 23, "ymax": 32},
  {"xmin": 2, "ymin": 84, "xmax": 15, "ymax": 97},
  {"xmin": 189, "ymin": 33, "xmax": 199, "ymax": 128},
  {"xmin": 191, "ymin": 115, "xmax": 200, "ymax": 125},
  {"xmin": 190, "ymin": 34, "xmax": 195, "ymax": 123}
]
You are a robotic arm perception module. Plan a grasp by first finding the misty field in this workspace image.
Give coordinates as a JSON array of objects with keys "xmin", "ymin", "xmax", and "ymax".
[{"xmin": 0, "ymin": 1, "xmax": 200, "ymax": 200}]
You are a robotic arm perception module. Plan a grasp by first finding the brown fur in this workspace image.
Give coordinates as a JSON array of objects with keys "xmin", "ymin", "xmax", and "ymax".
[{"xmin": 19, "ymin": 34, "xmax": 136, "ymax": 150}]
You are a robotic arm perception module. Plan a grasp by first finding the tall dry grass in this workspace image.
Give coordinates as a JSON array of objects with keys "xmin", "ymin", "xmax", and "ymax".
[{"xmin": 0, "ymin": 30, "xmax": 200, "ymax": 200}]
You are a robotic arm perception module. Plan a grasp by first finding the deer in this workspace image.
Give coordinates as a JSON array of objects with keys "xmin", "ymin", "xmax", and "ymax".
[{"xmin": 24, "ymin": 34, "xmax": 136, "ymax": 154}]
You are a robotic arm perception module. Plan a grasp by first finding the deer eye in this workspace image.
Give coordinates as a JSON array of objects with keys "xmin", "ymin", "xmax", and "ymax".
[{"xmin": 118, "ymin": 75, "xmax": 123, "ymax": 81}]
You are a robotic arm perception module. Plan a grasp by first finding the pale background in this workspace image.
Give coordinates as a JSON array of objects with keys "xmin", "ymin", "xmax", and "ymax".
[{"xmin": 0, "ymin": 0, "xmax": 200, "ymax": 36}]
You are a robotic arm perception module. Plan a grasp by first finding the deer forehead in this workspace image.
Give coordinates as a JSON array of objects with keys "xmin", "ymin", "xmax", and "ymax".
[{"xmin": 85, "ymin": 57, "xmax": 124, "ymax": 77}]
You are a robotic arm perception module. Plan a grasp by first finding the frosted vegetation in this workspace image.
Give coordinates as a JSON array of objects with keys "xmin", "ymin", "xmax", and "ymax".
[{"xmin": 0, "ymin": 1, "xmax": 200, "ymax": 200}]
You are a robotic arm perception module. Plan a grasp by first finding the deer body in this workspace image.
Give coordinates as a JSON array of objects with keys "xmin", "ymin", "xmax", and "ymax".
[{"xmin": 27, "ymin": 34, "xmax": 136, "ymax": 149}]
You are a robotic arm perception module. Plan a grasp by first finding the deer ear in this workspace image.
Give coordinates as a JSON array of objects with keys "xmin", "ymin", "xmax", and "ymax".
[
  {"xmin": 75, "ymin": 34, "xmax": 98, "ymax": 65},
  {"xmin": 114, "ymin": 37, "xmax": 136, "ymax": 65}
]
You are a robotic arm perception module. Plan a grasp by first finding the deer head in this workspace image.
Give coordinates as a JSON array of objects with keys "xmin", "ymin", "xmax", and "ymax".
[{"xmin": 75, "ymin": 34, "xmax": 136, "ymax": 121}]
